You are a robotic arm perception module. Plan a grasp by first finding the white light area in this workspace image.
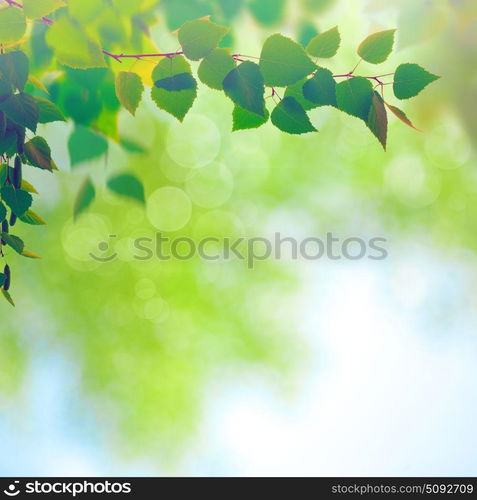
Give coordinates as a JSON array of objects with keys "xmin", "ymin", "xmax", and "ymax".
[
  {"xmin": 166, "ymin": 114, "xmax": 221, "ymax": 169},
  {"xmin": 185, "ymin": 162, "xmax": 234, "ymax": 209},
  {"xmin": 391, "ymin": 262, "xmax": 429, "ymax": 309},
  {"xmin": 0, "ymin": 351, "xmax": 158, "ymax": 477},
  {"xmin": 425, "ymin": 118, "xmax": 472, "ymax": 170},
  {"xmin": 61, "ymin": 214, "xmax": 112, "ymax": 262},
  {"xmin": 384, "ymin": 155, "xmax": 441, "ymax": 208},
  {"xmin": 183, "ymin": 252, "xmax": 477, "ymax": 477},
  {"xmin": 1, "ymin": 247, "xmax": 477, "ymax": 476},
  {"xmin": 37, "ymin": 121, "xmax": 74, "ymax": 173},
  {"xmin": 147, "ymin": 187, "xmax": 192, "ymax": 232}
]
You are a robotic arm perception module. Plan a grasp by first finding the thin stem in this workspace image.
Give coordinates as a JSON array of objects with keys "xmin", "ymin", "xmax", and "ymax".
[
  {"xmin": 373, "ymin": 73, "xmax": 395, "ymax": 78},
  {"xmin": 102, "ymin": 51, "xmax": 184, "ymax": 63},
  {"xmin": 350, "ymin": 59, "xmax": 362, "ymax": 75},
  {"xmin": 270, "ymin": 88, "xmax": 282, "ymax": 102},
  {"xmin": 332, "ymin": 74, "xmax": 394, "ymax": 86},
  {"xmin": 333, "ymin": 73, "xmax": 355, "ymax": 78},
  {"xmin": 232, "ymin": 54, "xmax": 261, "ymax": 60},
  {"xmin": 101, "ymin": 50, "xmax": 122, "ymax": 63}
]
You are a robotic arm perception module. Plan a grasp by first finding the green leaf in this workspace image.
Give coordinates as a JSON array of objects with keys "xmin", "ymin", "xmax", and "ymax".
[
  {"xmin": 154, "ymin": 73, "xmax": 197, "ymax": 92},
  {"xmin": 178, "ymin": 19, "xmax": 230, "ymax": 61},
  {"xmin": 385, "ymin": 101, "xmax": 420, "ymax": 131},
  {"xmin": 69, "ymin": 0, "xmax": 104, "ymax": 23},
  {"xmin": 19, "ymin": 209, "xmax": 47, "ymax": 225},
  {"xmin": 220, "ymin": 32, "xmax": 234, "ymax": 50},
  {"xmin": 336, "ymin": 77, "xmax": 374, "ymax": 121},
  {"xmin": 271, "ymin": 96, "xmax": 317, "ymax": 135},
  {"xmin": 232, "ymin": 106, "xmax": 269, "ymax": 131},
  {"xmin": 115, "ymin": 72, "xmax": 144, "ymax": 116},
  {"xmin": 119, "ymin": 138, "xmax": 147, "ymax": 154},
  {"xmin": 223, "ymin": 61, "xmax": 265, "ymax": 116},
  {"xmin": 393, "ymin": 63, "xmax": 440, "ymax": 100},
  {"xmin": 306, "ymin": 26, "xmax": 341, "ymax": 58},
  {"xmin": 151, "ymin": 56, "xmax": 197, "ymax": 122},
  {"xmin": 0, "ymin": 202, "xmax": 6, "ymax": 223},
  {"xmin": 59, "ymin": 76, "xmax": 103, "ymax": 126},
  {"xmin": 0, "ymin": 93, "xmax": 39, "ymax": 132},
  {"xmin": 0, "ymin": 111, "xmax": 5, "ymax": 140},
  {"xmin": 35, "ymin": 97, "xmax": 66, "ymax": 123},
  {"xmin": 111, "ymin": 0, "xmax": 144, "ymax": 15},
  {"xmin": 0, "ymin": 164, "xmax": 7, "ymax": 185},
  {"xmin": 45, "ymin": 16, "xmax": 107, "ymax": 69},
  {"xmin": 107, "ymin": 173, "xmax": 145, "ymax": 204},
  {"xmin": 0, "ymin": 129, "xmax": 16, "ymax": 156},
  {"xmin": 28, "ymin": 74, "xmax": 49, "ymax": 94},
  {"xmin": 0, "ymin": 72, "xmax": 13, "ymax": 98},
  {"xmin": 302, "ymin": 68, "xmax": 337, "ymax": 107},
  {"xmin": 14, "ymin": 125, "xmax": 26, "ymax": 156},
  {"xmin": 367, "ymin": 92, "xmax": 388, "ymax": 150},
  {"xmin": 249, "ymin": 0, "xmax": 286, "ymax": 26},
  {"xmin": 0, "ymin": 51, "xmax": 29, "ymax": 91},
  {"xmin": 22, "ymin": 250, "xmax": 41, "ymax": 259},
  {"xmin": 217, "ymin": 0, "xmax": 243, "ymax": 20},
  {"xmin": 24, "ymin": 136, "xmax": 54, "ymax": 170},
  {"xmin": 0, "ymin": 6, "xmax": 27, "ymax": 45},
  {"xmin": 198, "ymin": 48, "xmax": 236, "ymax": 90},
  {"xmin": 260, "ymin": 34, "xmax": 316, "ymax": 87},
  {"xmin": 0, "ymin": 186, "xmax": 32, "ymax": 217},
  {"xmin": 2, "ymin": 289, "xmax": 15, "ymax": 307},
  {"xmin": 23, "ymin": 0, "xmax": 65, "ymax": 19},
  {"xmin": 74, "ymin": 177, "xmax": 95, "ymax": 219},
  {"xmin": 0, "ymin": 112, "xmax": 8, "ymax": 139},
  {"xmin": 284, "ymin": 79, "xmax": 316, "ymax": 111},
  {"xmin": 21, "ymin": 179, "xmax": 39, "ymax": 194},
  {"xmin": 0, "ymin": 273, "xmax": 4, "ymax": 288},
  {"xmin": 302, "ymin": 0, "xmax": 335, "ymax": 13},
  {"xmin": 358, "ymin": 29, "xmax": 396, "ymax": 64},
  {"xmin": 162, "ymin": 0, "xmax": 212, "ymax": 30},
  {"xmin": 297, "ymin": 21, "xmax": 319, "ymax": 48},
  {"xmin": 1, "ymin": 233, "xmax": 25, "ymax": 254},
  {"xmin": 68, "ymin": 126, "xmax": 108, "ymax": 166}
]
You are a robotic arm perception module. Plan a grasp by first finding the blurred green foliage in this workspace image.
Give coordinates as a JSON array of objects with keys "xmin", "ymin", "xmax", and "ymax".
[{"xmin": 1, "ymin": 0, "xmax": 475, "ymax": 468}]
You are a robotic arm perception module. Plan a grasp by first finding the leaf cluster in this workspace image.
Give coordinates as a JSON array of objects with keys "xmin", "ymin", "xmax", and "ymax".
[
  {"xmin": 0, "ymin": 0, "xmax": 440, "ymax": 307},
  {"xmin": 139, "ymin": 21, "xmax": 439, "ymax": 145},
  {"xmin": 0, "ymin": 50, "xmax": 63, "ymax": 305}
]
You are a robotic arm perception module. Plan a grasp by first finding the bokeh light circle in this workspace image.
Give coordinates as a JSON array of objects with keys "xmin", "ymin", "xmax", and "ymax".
[
  {"xmin": 62, "ymin": 214, "xmax": 111, "ymax": 262},
  {"xmin": 385, "ymin": 155, "xmax": 441, "ymax": 207},
  {"xmin": 143, "ymin": 297, "xmax": 168, "ymax": 321},
  {"xmin": 425, "ymin": 119, "xmax": 472, "ymax": 170},
  {"xmin": 185, "ymin": 162, "xmax": 234, "ymax": 208},
  {"xmin": 147, "ymin": 187, "xmax": 192, "ymax": 232},
  {"xmin": 166, "ymin": 114, "xmax": 221, "ymax": 169},
  {"xmin": 135, "ymin": 279, "xmax": 157, "ymax": 300}
]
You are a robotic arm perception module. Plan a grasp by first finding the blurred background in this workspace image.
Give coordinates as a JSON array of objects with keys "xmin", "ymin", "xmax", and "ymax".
[{"xmin": 1, "ymin": 0, "xmax": 477, "ymax": 476}]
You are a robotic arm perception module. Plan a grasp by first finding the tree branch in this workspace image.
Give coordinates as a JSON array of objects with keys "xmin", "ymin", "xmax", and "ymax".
[{"xmin": 2, "ymin": 0, "xmax": 396, "ymax": 83}]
